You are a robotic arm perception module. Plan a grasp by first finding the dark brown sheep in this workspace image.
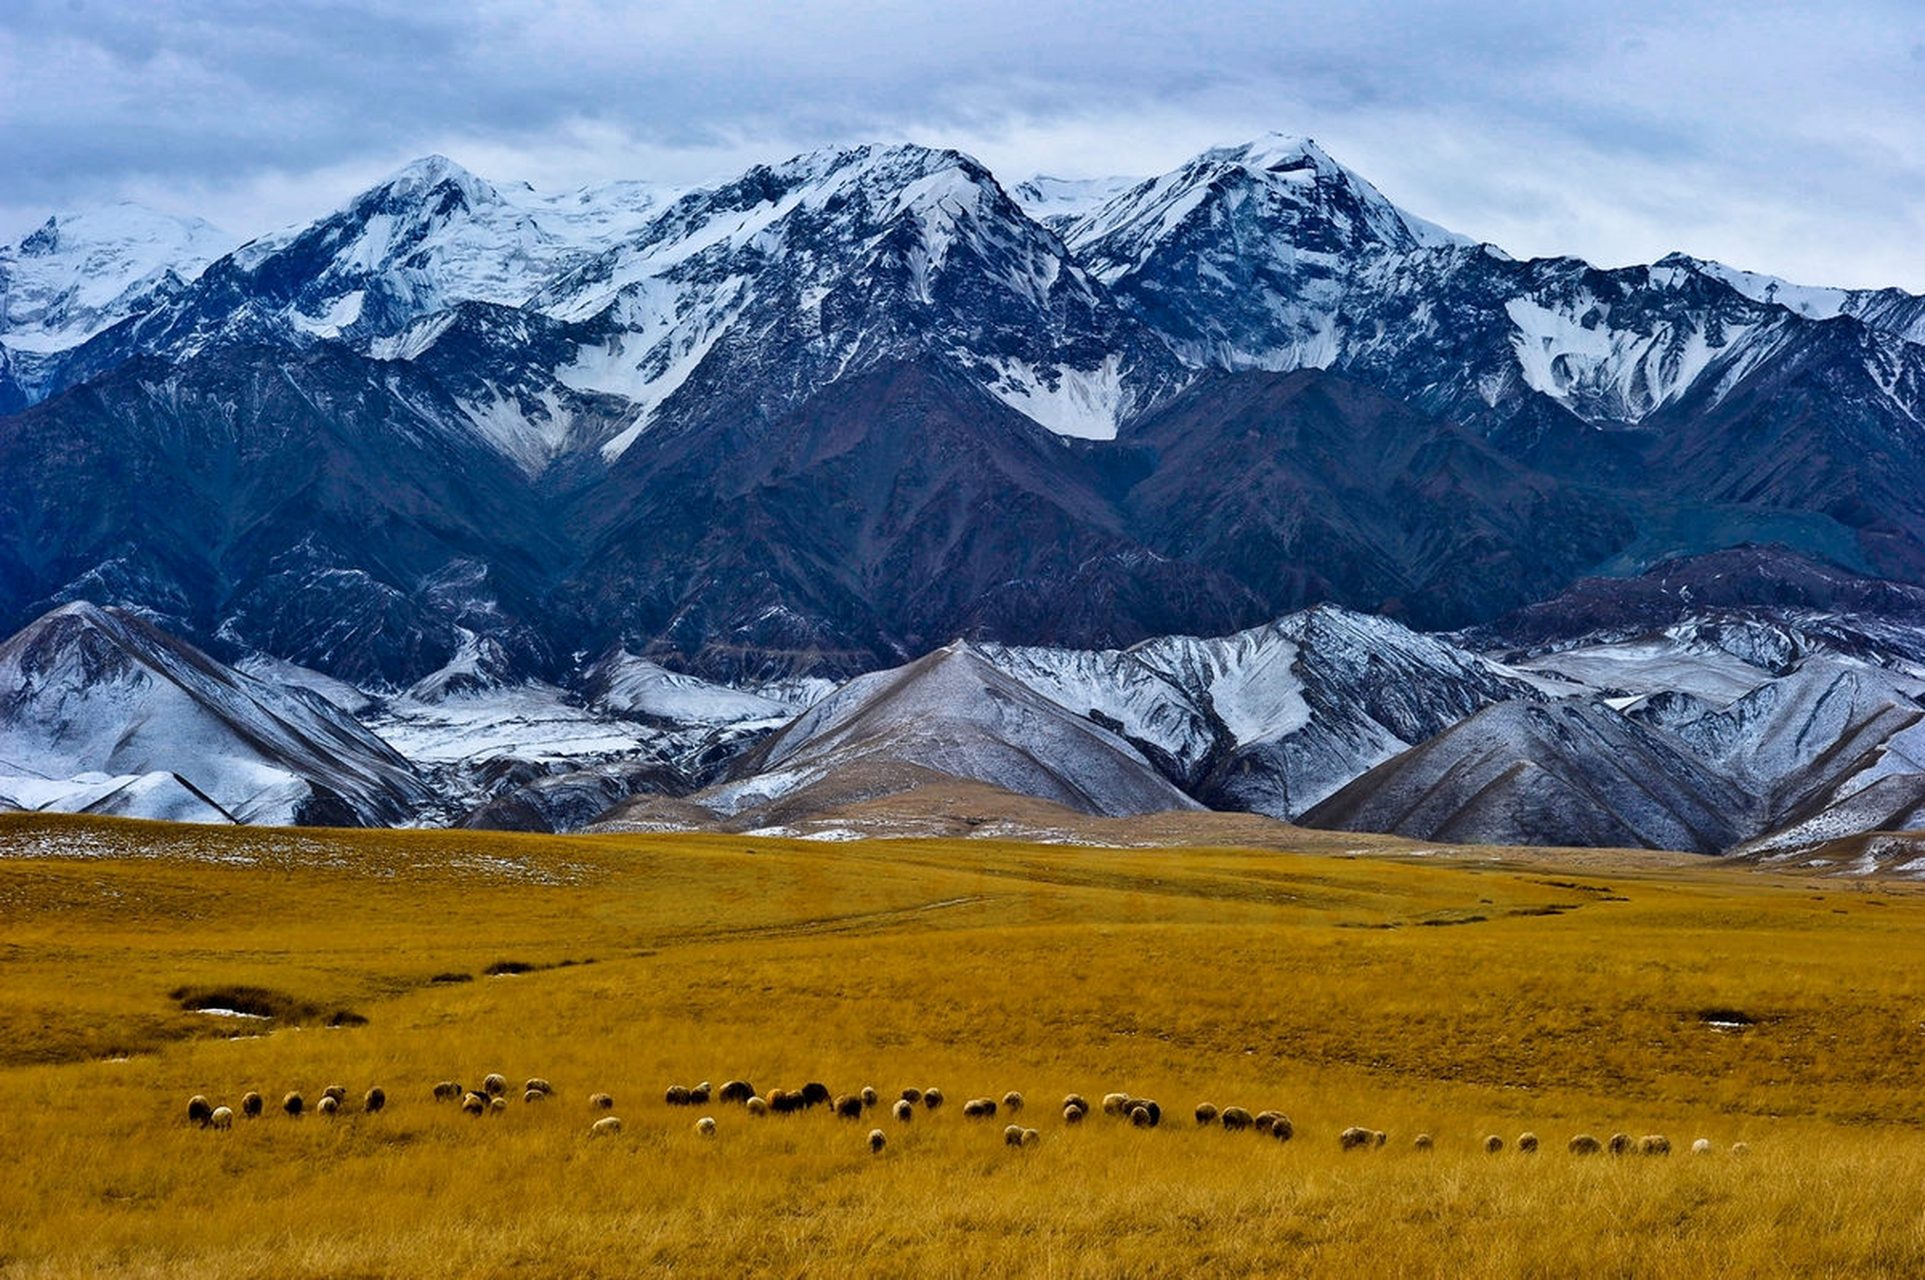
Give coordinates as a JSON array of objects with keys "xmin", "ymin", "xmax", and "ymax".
[
  {"xmin": 1063, "ymin": 1102, "xmax": 1086, "ymax": 1124},
  {"xmin": 860, "ymin": 1086, "xmax": 879, "ymax": 1108},
  {"xmin": 1062, "ymin": 1094, "xmax": 1088, "ymax": 1113},
  {"xmin": 364, "ymin": 1087, "xmax": 386, "ymax": 1114},
  {"xmin": 665, "ymin": 1085, "xmax": 691, "ymax": 1107},
  {"xmin": 963, "ymin": 1098, "xmax": 998, "ymax": 1119},
  {"xmin": 1483, "ymin": 1134, "xmax": 1504, "ymax": 1154},
  {"xmin": 523, "ymin": 1078, "xmax": 553, "ymax": 1097},
  {"xmin": 241, "ymin": 1091, "xmax": 263, "ymax": 1118},
  {"xmin": 1126, "ymin": 1099, "xmax": 1161, "ymax": 1127},
  {"xmin": 1638, "ymin": 1135, "xmax": 1672, "ymax": 1156},
  {"xmin": 482, "ymin": 1074, "xmax": 507, "ymax": 1097},
  {"xmin": 1004, "ymin": 1124, "xmax": 1026, "ymax": 1147},
  {"xmin": 1194, "ymin": 1102, "xmax": 1220, "ymax": 1126},
  {"xmin": 1569, "ymin": 1134, "xmax": 1603, "ymax": 1155},
  {"xmin": 1001, "ymin": 1091, "xmax": 1024, "ymax": 1113},
  {"xmin": 1609, "ymin": 1132, "xmax": 1632, "ymax": 1156},
  {"xmin": 720, "ymin": 1080, "xmax": 755, "ymax": 1104},
  {"xmin": 900, "ymin": 1088, "xmax": 923, "ymax": 1104},
  {"xmin": 1518, "ymin": 1132, "xmax": 1539, "ymax": 1153},
  {"xmin": 1129, "ymin": 1105, "xmax": 1153, "ymax": 1128},
  {"xmin": 433, "ymin": 1081, "xmax": 462, "ymax": 1102},
  {"xmin": 461, "ymin": 1092, "xmax": 486, "ymax": 1116},
  {"xmin": 869, "ymin": 1128, "xmax": 887, "ymax": 1153},
  {"xmin": 187, "ymin": 1096, "xmax": 214, "ymax": 1127},
  {"xmin": 1220, "ymin": 1107, "xmax": 1254, "ymax": 1132},
  {"xmin": 283, "ymin": 1091, "xmax": 305, "ymax": 1117},
  {"xmin": 1339, "ymin": 1126, "xmax": 1378, "ymax": 1151},
  {"xmin": 800, "ymin": 1082, "xmax": 831, "ymax": 1108},
  {"xmin": 892, "ymin": 1099, "xmax": 914, "ymax": 1122},
  {"xmin": 834, "ymin": 1094, "xmax": 865, "ymax": 1120},
  {"xmin": 322, "ymin": 1085, "xmax": 348, "ymax": 1105},
  {"xmin": 922, "ymin": 1088, "xmax": 944, "ymax": 1111}
]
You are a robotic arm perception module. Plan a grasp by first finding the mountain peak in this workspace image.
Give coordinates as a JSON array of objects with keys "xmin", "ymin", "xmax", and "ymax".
[{"xmin": 1201, "ymin": 133, "xmax": 1338, "ymax": 177}]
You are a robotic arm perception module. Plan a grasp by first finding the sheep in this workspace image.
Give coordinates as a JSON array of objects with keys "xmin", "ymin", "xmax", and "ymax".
[
  {"xmin": 1638, "ymin": 1135, "xmax": 1671, "ymax": 1156},
  {"xmin": 524, "ymin": 1088, "xmax": 547, "ymax": 1104},
  {"xmin": 589, "ymin": 1116, "xmax": 623, "ymax": 1137},
  {"xmin": 1004, "ymin": 1124, "xmax": 1026, "ymax": 1147},
  {"xmin": 482, "ymin": 1074, "xmax": 507, "ymax": 1098},
  {"xmin": 1568, "ymin": 1134, "xmax": 1603, "ymax": 1155},
  {"xmin": 187, "ymin": 1095, "xmax": 214, "ymax": 1127},
  {"xmin": 770, "ymin": 1090, "xmax": 804, "ymax": 1115},
  {"xmin": 696, "ymin": 1116, "xmax": 717, "ymax": 1137},
  {"xmin": 1414, "ymin": 1133, "xmax": 1434, "ymax": 1152},
  {"xmin": 1339, "ymin": 1126, "xmax": 1378, "ymax": 1151},
  {"xmin": 1517, "ymin": 1132, "xmax": 1539, "ymax": 1154},
  {"xmin": 1126, "ymin": 1099, "xmax": 1161, "ymax": 1127},
  {"xmin": 1062, "ymin": 1093, "xmax": 1088, "ymax": 1113},
  {"xmin": 1063, "ymin": 1102, "xmax": 1086, "ymax": 1124},
  {"xmin": 1254, "ymin": 1110, "xmax": 1282, "ymax": 1135},
  {"xmin": 1609, "ymin": 1133, "xmax": 1632, "ymax": 1156},
  {"xmin": 720, "ymin": 1080, "xmax": 755, "ymax": 1104},
  {"xmin": 318, "ymin": 1096, "xmax": 340, "ymax": 1116},
  {"xmin": 1483, "ymin": 1134, "xmax": 1504, "ymax": 1154},
  {"xmin": 922, "ymin": 1088, "xmax": 944, "ymax": 1111},
  {"xmin": 963, "ymin": 1098, "xmax": 998, "ymax": 1119},
  {"xmin": 690, "ymin": 1081, "xmax": 712, "ymax": 1105},
  {"xmin": 1023, "ymin": 1128, "xmax": 1040, "ymax": 1146},
  {"xmin": 209, "ymin": 1106, "xmax": 233, "ymax": 1130},
  {"xmin": 800, "ymin": 1082, "xmax": 831, "ymax": 1108},
  {"xmin": 1221, "ymin": 1107, "xmax": 1254, "ymax": 1132},
  {"xmin": 1691, "ymin": 1138, "xmax": 1713, "ymax": 1156},
  {"xmin": 892, "ymin": 1099, "xmax": 914, "ymax": 1122},
  {"xmin": 834, "ymin": 1094, "xmax": 865, "ymax": 1120},
  {"xmin": 433, "ymin": 1081, "xmax": 462, "ymax": 1102},
  {"xmin": 1268, "ymin": 1115, "xmax": 1295, "ymax": 1142},
  {"xmin": 860, "ymin": 1086, "xmax": 879, "ymax": 1109},
  {"xmin": 241, "ymin": 1091, "xmax": 263, "ymax": 1119},
  {"xmin": 589, "ymin": 1092, "xmax": 615, "ymax": 1111},
  {"xmin": 1102, "ymin": 1093, "xmax": 1131, "ymax": 1117},
  {"xmin": 322, "ymin": 1085, "xmax": 348, "ymax": 1105},
  {"xmin": 747, "ymin": 1096, "xmax": 770, "ymax": 1117},
  {"xmin": 523, "ymin": 1078, "xmax": 553, "ymax": 1097},
  {"xmin": 489, "ymin": 1097, "xmax": 508, "ymax": 1115},
  {"xmin": 1732, "ymin": 1141, "xmax": 1751, "ymax": 1157},
  {"xmin": 1194, "ymin": 1103, "xmax": 1220, "ymax": 1126},
  {"xmin": 665, "ymin": 1085, "xmax": 691, "ymax": 1107},
  {"xmin": 364, "ymin": 1087, "xmax": 386, "ymax": 1114},
  {"xmin": 900, "ymin": 1088, "xmax": 923, "ymax": 1104},
  {"xmin": 283, "ymin": 1091, "xmax": 305, "ymax": 1118},
  {"xmin": 869, "ymin": 1128, "xmax": 887, "ymax": 1154},
  {"xmin": 461, "ymin": 1092, "xmax": 487, "ymax": 1116},
  {"xmin": 1002, "ymin": 1091, "xmax": 1024, "ymax": 1114},
  {"xmin": 1129, "ymin": 1105, "xmax": 1153, "ymax": 1128}
]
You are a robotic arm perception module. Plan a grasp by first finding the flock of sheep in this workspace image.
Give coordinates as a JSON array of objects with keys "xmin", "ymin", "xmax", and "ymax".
[{"xmin": 184, "ymin": 1075, "xmax": 1749, "ymax": 1160}]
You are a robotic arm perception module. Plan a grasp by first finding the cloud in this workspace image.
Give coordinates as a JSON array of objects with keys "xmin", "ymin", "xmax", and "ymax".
[{"xmin": 1, "ymin": 0, "xmax": 1921, "ymax": 287}]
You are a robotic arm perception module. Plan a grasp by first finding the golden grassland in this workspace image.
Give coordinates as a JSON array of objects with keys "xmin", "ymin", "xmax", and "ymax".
[{"xmin": 2, "ymin": 811, "xmax": 1924, "ymax": 1277}]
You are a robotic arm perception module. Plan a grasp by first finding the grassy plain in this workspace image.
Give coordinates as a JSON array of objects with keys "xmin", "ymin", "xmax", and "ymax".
[{"xmin": 1, "ymin": 812, "xmax": 1924, "ymax": 1277}]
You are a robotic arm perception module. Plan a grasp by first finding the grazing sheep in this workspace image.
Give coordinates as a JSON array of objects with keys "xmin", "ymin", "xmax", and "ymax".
[
  {"xmin": 690, "ymin": 1082, "xmax": 712, "ymax": 1105},
  {"xmin": 187, "ymin": 1096, "xmax": 214, "ymax": 1127},
  {"xmin": 745, "ymin": 1094, "xmax": 771, "ymax": 1116},
  {"xmin": 922, "ymin": 1088, "xmax": 944, "ymax": 1111},
  {"xmin": 1220, "ymin": 1107, "xmax": 1254, "ymax": 1132},
  {"xmin": 770, "ymin": 1090, "xmax": 804, "ymax": 1115},
  {"xmin": 1129, "ymin": 1105, "xmax": 1153, "ymax": 1128},
  {"xmin": 696, "ymin": 1116, "xmax": 717, "ymax": 1137},
  {"xmin": 589, "ymin": 1092, "xmax": 615, "ymax": 1110},
  {"xmin": 1691, "ymin": 1138, "xmax": 1713, "ymax": 1156},
  {"xmin": 322, "ymin": 1085, "xmax": 348, "ymax": 1105},
  {"xmin": 489, "ymin": 1097, "xmax": 507, "ymax": 1115},
  {"xmin": 524, "ymin": 1088, "xmax": 547, "ymax": 1105},
  {"xmin": 462, "ymin": 1092, "xmax": 487, "ymax": 1116},
  {"xmin": 963, "ymin": 1098, "xmax": 998, "ymax": 1119},
  {"xmin": 1254, "ymin": 1111, "xmax": 1281, "ymax": 1135},
  {"xmin": 1609, "ymin": 1133, "xmax": 1632, "ymax": 1156},
  {"xmin": 1127, "ymin": 1099, "xmax": 1161, "ymax": 1127},
  {"xmin": 524, "ymin": 1078, "xmax": 553, "ymax": 1097},
  {"xmin": 1002, "ymin": 1091, "xmax": 1024, "ymax": 1114},
  {"xmin": 1023, "ymin": 1128, "xmax": 1040, "ymax": 1147},
  {"xmin": 801, "ymin": 1082, "xmax": 831, "ymax": 1108},
  {"xmin": 241, "ymin": 1092, "xmax": 263, "ymax": 1119},
  {"xmin": 1518, "ymin": 1132, "xmax": 1539, "ymax": 1153},
  {"xmin": 860, "ymin": 1086, "xmax": 879, "ymax": 1109},
  {"xmin": 482, "ymin": 1074, "xmax": 507, "ymax": 1097},
  {"xmin": 1483, "ymin": 1134, "xmax": 1504, "ymax": 1154},
  {"xmin": 869, "ymin": 1128, "xmax": 887, "ymax": 1153},
  {"xmin": 433, "ymin": 1081, "xmax": 462, "ymax": 1102},
  {"xmin": 900, "ymin": 1088, "xmax": 923, "ymax": 1104},
  {"xmin": 1062, "ymin": 1094, "xmax": 1088, "ymax": 1113},
  {"xmin": 1339, "ymin": 1126, "xmax": 1376, "ymax": 1151},
  {"xmin": 1414, "ymin": 1133, "xmax": 1434, "ymax": 1152},
  {"xmin": 590, "ymin": 1116, "xmax": 623, "ymax": 1137},
  {"xmin": 1063, "ymin": 1102, "xmax": 1086, "ymax": 1124},
  {"xmin": 1568, "ymin": 1134, "xmax": 1603, "ymax": 1156},
  {"xmin": 210, "ymin": 1106, "xmax": 233, "ymax": 1130},
  {"xmin": 1102, "ymin": 1093, "xmax": 1131, "ymax": 1117},
  {"xmin": 1638, "ymin": 1135, "xmax": 1671, "ymax": 1156},
  {"xmin": 364, "ymin": 1087, "xmax": 386, "ymax": 1114},
  {"xmin": 283, "ymin": 1092, "xmax": 305, "ymax": 1118},
  {"xmin": 665, "ymin": 1085, "xmax": 691, "ymax": 1107},
  {"xmin": 318, "ymin": 1096, "xmax": 340, "ymax": 1116},
  {"xmin": 1194, "ymin": 1103, "xmax": 1220, "ymax": 1126},
  {"xmin": 1732, "ymin": 1142, "xmax": 1751, "ymax": 1157},
  {"xmin": 835, "ymin": 1094, "xmax": 865, "ymax": 1120},
  {"xmin": 893, "ymin": 1099, "xmax": 914, "ymax": 1122},
  {"xmin": 1269, "ymin": 1116, "xmax": 1295, "ymax": 1142},
  {"xmin": 720, "ymin": 1080, "xmax": 755, "ymax": 1104},
  {"xmin": 1004, "ymin": 1124, "xmax": 1026, "ymax": 1147}
]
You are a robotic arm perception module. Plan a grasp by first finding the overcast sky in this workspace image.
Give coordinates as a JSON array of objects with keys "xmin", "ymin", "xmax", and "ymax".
[{"xmin": 3, "ymin": 0, "xmax": 1922, "ymax": 289}]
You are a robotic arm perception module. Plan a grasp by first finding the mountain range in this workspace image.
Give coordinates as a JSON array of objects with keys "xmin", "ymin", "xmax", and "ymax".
[{"xmin": 7, "ymin": 133, "xmax": 1925, "ymax": 860}]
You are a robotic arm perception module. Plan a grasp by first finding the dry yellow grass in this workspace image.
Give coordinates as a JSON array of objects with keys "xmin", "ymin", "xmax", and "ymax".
[{"xmin": 2, "ymin": 811, "xmax": 1924, "ymax": 1277}]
